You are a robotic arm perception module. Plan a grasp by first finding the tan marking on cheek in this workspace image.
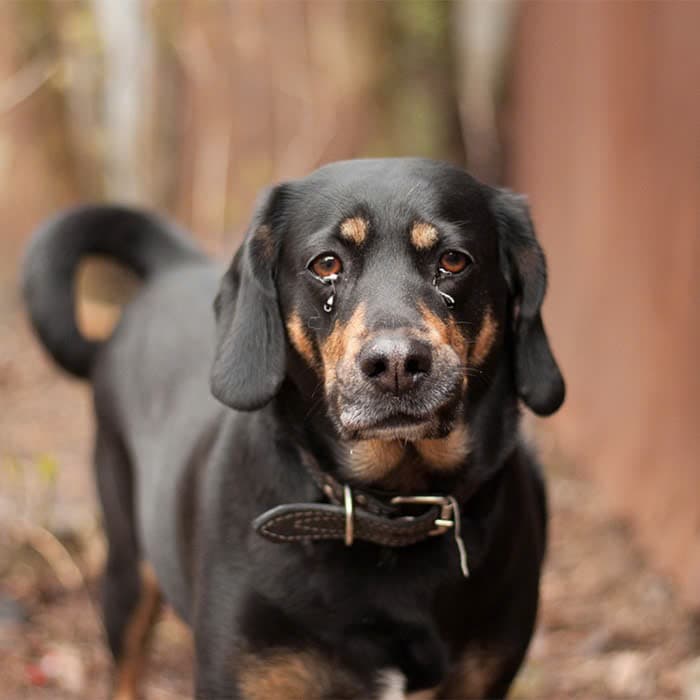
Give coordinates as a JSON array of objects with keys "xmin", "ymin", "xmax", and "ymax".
[
  {"xmin": 112, "ymin": 563, "xmax": 161, "ymax": 700},
  {"xmin": 470, "ymin": 307, "xmax": 498, "ymax": 366},
  {"xmin": 420, "ymin": 304, "xmax": 469, "ymax": 370},
  {"xmin": 411, "ymin": 222, "xmax": 439, "ymax": 250},
  {"xmin": 320, "ymin": 303, "xmax": 367, "ymax": 389},
  {"xmin": 238, "ymin": 650, "xmax": 362, "ymax": 700},
  {"xmin": 446, "ymin": 317, "xmax": 468, "ymax": 366},
  {"xmin": 419, "ymin": 304, "xmax": 449, "ymax": 345},
  {"xmin": 416, "ymin": 422, "xmax": 471, "ymax": 471},
  {"xmin": 439, "ymin": 646, "xmax": 504, "ymax": 699},
  {"xmin": 346, "ymin": 439, "xmax": 406, "ymax": 481},
  {"xmin": 339, "ymin": 216, "xmax": 368, "ymax": 245},
  {"xmin": 286, "ymin": 312, "xmax": 318, "ymax": 371}
]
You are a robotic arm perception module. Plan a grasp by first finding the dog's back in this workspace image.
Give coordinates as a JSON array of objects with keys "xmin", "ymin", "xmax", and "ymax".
[{"xmin": 22, "ymin": 206, "xmax": 221, "ymax": 628}]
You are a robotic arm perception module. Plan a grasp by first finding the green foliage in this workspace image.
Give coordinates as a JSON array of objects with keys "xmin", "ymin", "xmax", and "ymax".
[
  {"xmin": 35, "ymin": 453, "xmax": 59, "ymax": 485},
  {"xmin": 361, "ymin": 0, "xmax": 463, "ymax": 163},
  {"xmin": 1, "ymin": 453, "xmax": 61, "ymax": 526}
]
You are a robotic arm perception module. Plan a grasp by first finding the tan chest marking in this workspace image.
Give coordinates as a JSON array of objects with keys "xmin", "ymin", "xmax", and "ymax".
[
  {"xmin": 345, "ymin": 438, "xmax": 406, "ymax": 481},
  {"xmin": 415, "ymin": 422, "xmax": 471, "ymax": 471},
  {"xmin": 238, "ymin": 649, "xmax": 362, "ymax": 700},
  {"xmin": 439, "ymin": 646, "xmax": 504, "ymax": 699}
]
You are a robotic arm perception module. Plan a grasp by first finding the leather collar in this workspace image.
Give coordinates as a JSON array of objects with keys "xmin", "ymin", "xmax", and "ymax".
[{"xmin": 252, "ymin": 450, "xmax": 484, "ymax": 577}]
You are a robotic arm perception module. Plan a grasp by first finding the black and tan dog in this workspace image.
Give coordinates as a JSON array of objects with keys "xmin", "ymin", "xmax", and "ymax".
[{"xmin": 23, "ymin": 158, "xmax": 564, "ymax": 699}]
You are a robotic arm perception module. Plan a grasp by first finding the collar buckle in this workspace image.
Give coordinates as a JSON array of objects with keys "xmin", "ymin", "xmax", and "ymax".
[
  {"xmin": 391, "ymin": 494, "xmax": 470, "ymax": 578},
  {"xmin": 390, "ymin": 495, "xmax": 454, "ymax": 535}
]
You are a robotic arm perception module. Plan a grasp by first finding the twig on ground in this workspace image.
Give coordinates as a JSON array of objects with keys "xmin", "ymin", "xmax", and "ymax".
[{"xmin": 7, "ymin": 518, "xmax": 85, "ymax": 591}]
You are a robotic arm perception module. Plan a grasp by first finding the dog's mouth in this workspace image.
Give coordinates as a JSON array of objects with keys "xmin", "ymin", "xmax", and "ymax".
[
  {"xmin": 334, "ymin": 392, "xmax": 461, "ymax": 442},
  {"xmin": 347, "ymin": 414, "xmax": 435, "ymax": 441},
  {"xmin": 328, "ymin": 342, "xmax": 466, "ymax": 442}
]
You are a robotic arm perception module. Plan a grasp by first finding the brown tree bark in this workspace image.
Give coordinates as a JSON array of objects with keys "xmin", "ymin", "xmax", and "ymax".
[{"xmin": 508, "ymin": 0, "xmax": 700, "ymax": 608}]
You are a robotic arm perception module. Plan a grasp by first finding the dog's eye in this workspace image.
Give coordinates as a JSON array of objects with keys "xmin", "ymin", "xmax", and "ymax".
[
  {"xmin": 310, "ymin": 253, "xmax": 342, "ymax": 279},
  {"xmin": 438, "ymin": 250, "xmax": 472, "ymax": 275}
]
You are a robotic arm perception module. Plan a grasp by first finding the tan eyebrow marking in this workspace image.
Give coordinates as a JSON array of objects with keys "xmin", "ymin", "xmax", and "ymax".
[
  {"xmin": 410, "ymin": 222, "xmax": 439, "ymax": 250},
  {"xmin": 339, "ymin": 217, "xmax": 368, "ymax": 245}
]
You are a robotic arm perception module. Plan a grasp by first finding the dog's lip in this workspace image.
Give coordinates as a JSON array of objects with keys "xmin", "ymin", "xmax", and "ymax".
[
  {"xmin": 370, "ymin": 413, "xmax": 430, "ymax": 428},
  {"xmin": 342, "ymin": 413, "xmax": 434, "ymax": 440}
]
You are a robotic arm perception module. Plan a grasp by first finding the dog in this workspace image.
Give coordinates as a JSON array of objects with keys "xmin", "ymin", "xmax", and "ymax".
[{"xmin": 23, "ymin": 158, "xmax": 564, "ymax": 699}]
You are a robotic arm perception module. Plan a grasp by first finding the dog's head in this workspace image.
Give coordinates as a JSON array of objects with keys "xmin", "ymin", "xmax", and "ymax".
[{"xmin": 211, "ymin": 159, "xmax": 564, "ymax": 465}]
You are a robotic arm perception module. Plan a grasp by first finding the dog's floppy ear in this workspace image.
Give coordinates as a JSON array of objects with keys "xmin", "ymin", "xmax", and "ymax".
[
  {"xmin": 211, "ymin": 185, "xmax": 288, "ymax": 411},
  {"xmin": 491, "ymin": 189, "xmax": 565, "ymax": 415}
]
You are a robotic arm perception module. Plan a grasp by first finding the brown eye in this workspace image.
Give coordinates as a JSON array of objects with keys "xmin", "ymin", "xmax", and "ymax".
[
  {"xmin": 438, "ymin": 250, "xmax": 471, "ymax": 275},
  {"xmin": 310, "ymin": 253, "xmax": 342, "ymax": 279}
]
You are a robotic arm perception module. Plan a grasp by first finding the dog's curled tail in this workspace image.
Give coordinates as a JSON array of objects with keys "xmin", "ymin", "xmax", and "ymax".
[{"xmin": 22, "ymin": 205, "xmax": 205, "ymax": 379}]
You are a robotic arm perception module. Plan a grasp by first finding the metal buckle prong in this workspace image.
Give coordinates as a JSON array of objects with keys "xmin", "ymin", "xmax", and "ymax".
[
  {"xmin": 391, "ymin": 495, "xmax": 454, "ymax": 535},
  {"xmin": 344, "ymin": 485, "xmax": 354, "ymax": 546},
  {"xmin": 434, "ymin": 519, "xmax": 454, "ymax": 529},
  {"xmin": 390, "ymin": 494, "xmax": 469, "ymax": 578}
]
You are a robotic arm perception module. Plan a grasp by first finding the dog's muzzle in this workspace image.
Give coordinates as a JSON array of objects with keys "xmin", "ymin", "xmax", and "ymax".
[
  {"xmin": 357, "ymin": 333, "xmax": 433, "ymax": 395},
  {"xmin": 331, "ymin": 331, "xmax": 464, "ymax": 440}
]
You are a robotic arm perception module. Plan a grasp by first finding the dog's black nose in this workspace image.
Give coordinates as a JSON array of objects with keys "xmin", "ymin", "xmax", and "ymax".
[{"xmin": 359, "ymin": 335, "xmax": 432, "ymax": 394}]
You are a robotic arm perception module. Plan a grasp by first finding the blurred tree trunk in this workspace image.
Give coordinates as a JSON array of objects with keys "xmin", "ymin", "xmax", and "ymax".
[
  {"xmin": 0, "ymin": 2, "xmax": 79, "ymax": 289},
  {"xmin": 59, "ymin": 1, "xmax": 181, "ymax": 303},
  {"xmin": 91, "ymin": 0, "xmax": 153, "ymax": 203},
  {"xmin": 364, "ymin": 0, "xmax": 464, "ymax": 165},
  {"xmin": 171, "ymin": 0, "xmax": 387, "ymax": 251},
  {"xmin": 508, "ymin": 0, "xmax": 700, "ymax": 609},
  {"xmin": 452, "ymin": 0, "xmax": 518, "ymax": 184}
]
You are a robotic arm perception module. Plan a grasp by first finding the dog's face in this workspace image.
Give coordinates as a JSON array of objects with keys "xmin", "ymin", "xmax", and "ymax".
[
  {"xmin": 211, "ymin": 159, "xmax": 564, "ymax": 463},
  {"xmin": 275, "ymin": 162, "xmax": 506, "ymax": 443}
]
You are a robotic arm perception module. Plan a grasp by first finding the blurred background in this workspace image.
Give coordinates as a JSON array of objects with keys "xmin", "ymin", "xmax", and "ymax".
[{"xmin": 0, "ymin": 1, "xmax": 698, "ymax": 698}]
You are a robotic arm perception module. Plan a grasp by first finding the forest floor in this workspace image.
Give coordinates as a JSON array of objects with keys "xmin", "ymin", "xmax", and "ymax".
[{"xmin": 1, "ymin": 304, "xmax": 698, "ymax": 699}]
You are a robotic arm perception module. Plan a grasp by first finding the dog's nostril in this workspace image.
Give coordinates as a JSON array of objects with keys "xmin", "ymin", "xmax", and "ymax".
[
  {"xmin": 404, "ymin": 341, "xmax": 432, "ymax": 377},
  {"xmin": 359, "ymin": 336, "xmax": 432, "ymax": 393},
  {"xmin": 405, "ymin": 356, "xmax": 426, "ymax": 376},
  {"xmin": 364, "ymin": 357, "xmax": 387, "ymax": 378}
]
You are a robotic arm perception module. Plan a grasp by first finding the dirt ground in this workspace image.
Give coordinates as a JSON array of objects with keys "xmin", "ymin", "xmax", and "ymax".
[{"xmin": 1, "ymin": 304, "xmax": 698, "ymax": 699}]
